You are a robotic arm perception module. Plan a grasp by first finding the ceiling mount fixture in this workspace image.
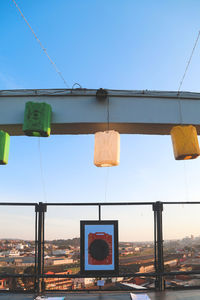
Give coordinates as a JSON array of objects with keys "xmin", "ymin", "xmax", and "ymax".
[{"xmin": 96, "ymin": 88, "xmax": 108, "ymax": 101}]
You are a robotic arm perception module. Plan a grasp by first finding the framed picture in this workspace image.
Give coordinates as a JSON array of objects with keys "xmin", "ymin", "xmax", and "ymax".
[{"xmin": 80, "ymin": 220, "xmax": 118, "ymax": 275}]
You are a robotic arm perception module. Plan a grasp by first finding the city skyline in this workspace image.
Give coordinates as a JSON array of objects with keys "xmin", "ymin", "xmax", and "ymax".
[{"xmin": 0, "ymin": 201, "xmax": 200, "ymax": 241}]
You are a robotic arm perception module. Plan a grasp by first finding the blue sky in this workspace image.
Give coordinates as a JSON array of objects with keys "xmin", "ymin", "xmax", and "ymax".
[{"xmin": 1, "ymin": 0, "xmax": 200, "ymax": 241}]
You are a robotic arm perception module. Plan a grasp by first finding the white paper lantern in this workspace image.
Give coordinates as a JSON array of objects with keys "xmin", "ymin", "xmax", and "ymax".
[{"xmin": 94, "ymin": 130, "xmax": 120, "ymax": 167}]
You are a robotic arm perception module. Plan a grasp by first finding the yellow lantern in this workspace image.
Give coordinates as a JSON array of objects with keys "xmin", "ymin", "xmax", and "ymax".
[
  {"xmin": 94, "ymin": 130, "xmax": 120, "ymax": 167},
  {"xmin": 170, "ymin": 125, "xmax": 200, "ymax": 160}
]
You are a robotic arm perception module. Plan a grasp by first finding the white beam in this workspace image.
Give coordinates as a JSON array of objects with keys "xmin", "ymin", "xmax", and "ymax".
[{"xmin": 0, "ymin": 89, "xmax": 200, "ymax": 135}]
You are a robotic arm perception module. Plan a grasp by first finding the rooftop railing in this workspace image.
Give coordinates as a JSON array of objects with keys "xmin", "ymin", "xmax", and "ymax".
[{"xmin": 0, "ymin": 201, "xmax": 200, "ymax": 294}]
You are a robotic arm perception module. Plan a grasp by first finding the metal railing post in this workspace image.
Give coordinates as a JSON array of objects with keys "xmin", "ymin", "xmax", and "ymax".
[
  {"xmin": 153, "ymin": 201, "xmax": 165, "ymax": 291},
  {"xmin": 98, "ymin": 204, "xmax": 101, "ymax": 221},
  {"xmin": 35, "ymin": 202, "xmax": 47, "ymax": 294}
]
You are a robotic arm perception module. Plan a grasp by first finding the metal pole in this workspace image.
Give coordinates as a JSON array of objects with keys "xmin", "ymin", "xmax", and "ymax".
[
  {"xmin": 34, "ymin": 208, "xmax": 38, "ymax": 292},
  {"xmin": 98, "ymin": 204, "xmax": 101, "ymax": 221},
  {"xmin": 153, "ymin": 209, "xmax": 157, "ymax": 274},
  {"xmin": 42, "ymin": 210, "xmax": 45, "ymax": 292},
  {"xmin": 153, "ymin": 201, "xmax": 164, "ymax": 291},
  {"xmin": 35, "ymin": 202, "xmax": 47, "ymax": 294}
]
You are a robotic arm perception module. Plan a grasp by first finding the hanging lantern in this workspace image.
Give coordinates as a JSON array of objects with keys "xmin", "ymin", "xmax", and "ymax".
[
  {"xmin": 0, "ymin": 130, "xmax": 10, "ymax": 165},
  {"xmin": 23, "ymin": 102, "xmax": 52, "ymax": 137},
  {"xmin": 170, "ymin": 125, "xmax": 200, "ymax": 160},
  {"xmin": 94, "ymin": 130, "xmax": 120, "ymax": 167}
]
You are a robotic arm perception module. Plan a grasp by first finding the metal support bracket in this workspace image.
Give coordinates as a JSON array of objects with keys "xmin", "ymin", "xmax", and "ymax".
[{"xmin": 35, "ymin": 202, "xmax": 47, "ymax": 213}]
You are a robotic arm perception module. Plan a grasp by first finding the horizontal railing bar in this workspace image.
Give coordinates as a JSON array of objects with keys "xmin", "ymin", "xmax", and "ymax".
[
  {"xmin": 41, "ymin": 272, "xmax": 156, "ymax": 278},
  {"xmin": 40, "ymin": 270, "xmax": 200, "ymax": 278},
  {"xmin": 163, "ymin": 270, "xmax": 200, "ymax": 276},
  {"xmin": 163, "ymin": 201, "xmax": 200, "ymax": 205},
  {"xmin": 0, "ymin": 273, "xmax": 155, "ymax": 278},
  {"xmin": 0, "ymin": 274, "xmax": 36, "ymax": 278},
  {"xmin": 44, "ymin": 288, "xmax": 155, "ymax": 292},
  {"xmin": 46, "ymin": 202, "xmax": 154, "ymax": 206},
  {"xmin": 1, "ymin": 201, "xmax": 200, "ymax": 206},
  {"xmin": 167, "ymin": 285, "xmax": 200, "ymax": 290},
  {"xmin": 0, "ymin": 201, "xmax": 200, "ymax": 206},
  {"xmin": 0, "ymin": 290, "xmax": 35, "ymax": 294},
  {"xmin": 0, "ymin": 202, "xmax": 37, "ymax": 206},
  {"xmin": 2, "ymin": 269, "xmax": 200, "ymax": 279}
]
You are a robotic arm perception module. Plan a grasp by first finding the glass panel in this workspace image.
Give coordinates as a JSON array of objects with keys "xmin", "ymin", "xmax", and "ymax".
[
  {"xmin": 44, "ymin": 275, "xmax": 73, "ymax": 291},
  {"xmin": 44, "ymin": 204, "xmax": 154, "ymax": 291},
  {"xmin": 163, "ymin": 204, "xmax": 200, "ymax": 273},
  {"xmin": 100, "ymin": 276, "xmax": 155, "ymax": 290},
  {"xmin": 0, "ymin": 206, "xmax": 35, "ymax": 278},
  {"xmin": 44, "ymin": 205, "xmax": 98, "ymax": 275},
  {"xmin": 44, "ymin": 275, "xmax": 155, "ymax": 291},
  {"xmin": 0, "ymin": 277, "xmax": 35, "ymax": 292},
  {"xmin": 101, "ymin": 205, "xmax": 155, "ymax": 274},
  {"xmin": 165, "ymin": 274, "xmax": 200, "ymax": 288}
]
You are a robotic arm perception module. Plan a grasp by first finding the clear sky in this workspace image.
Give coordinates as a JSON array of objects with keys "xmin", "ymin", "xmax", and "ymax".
[{"xmin": 1, "ymin": 0, "xmax": 200, "ymax": 241}]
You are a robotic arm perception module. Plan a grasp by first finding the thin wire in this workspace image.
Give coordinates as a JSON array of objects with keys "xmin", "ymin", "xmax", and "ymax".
[
  {"xmin": 107, "ymin": 97, "xmax": 110, "ymax": 131},
  {"xmin": 104, "ymin": 96, "xmax": 110, "ymax": 202},
  {"xmin": 183, "ymin": 161, "xmax": 189, "ymax": 203},
  {"xmin": 178, "ymin": 30, "xmax": 200, "ymax": 94},
  {"xmin": 72, "ymin": 83, "xmax": 82, "ymax": 89},
  {"xmin": 105, "ymin": 168, "xmax": 109, "ymax": 202},
  {"xmin": 11, "ymin": 0, "xmax": 69, "ymax": 88},
  {"xmin": 38, "ymin": 138, "xmax": 47, "ymax": 203}
]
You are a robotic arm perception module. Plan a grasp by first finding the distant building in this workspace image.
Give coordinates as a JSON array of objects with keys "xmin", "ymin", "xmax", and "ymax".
[
  {"xmin": 44, "ymin": 271, "xmax": 72, "ymax": 290},
  {"xmin": 134, "ymin": 247, "xmax": 141, "ymax": 252},
  {"xmin": 139, "ymin": 264, "xmax": 154, "ymax": 273},
  {"xmin": 72, "ymin": 278, "xmax": 95, "ymax": 289},
  {"xmin": 45, "ymin": 257, "xmax": 73, "ymax": 266},
  {"xmin": 52, "ymin": 249, "xmax": 71, "ymax": 256},
  {"xmin": 8, "ymin": 250, "xmax": 20, "ymax": 256},
  {"xmin": 0, "ymin": 278, "xmax": 9, "ymax": 290},
  {"xmin": 16, "ymin": 244, "xmax": 24, "ymax": 250}
]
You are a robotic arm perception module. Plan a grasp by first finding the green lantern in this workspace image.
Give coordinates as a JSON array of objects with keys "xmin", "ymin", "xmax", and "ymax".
[
  {"xmin": 23, "ymin": 102, "xmax": 52, "ymax": 137},
  {"xmin": 0, "ymin": 131, "xmax": 10, "ymax": 165}
]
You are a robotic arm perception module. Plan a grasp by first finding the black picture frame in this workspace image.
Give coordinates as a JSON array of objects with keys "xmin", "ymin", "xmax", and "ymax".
[{"xmin": 80, "ymin": 220, "xmax": 119, "ymax": 276}]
